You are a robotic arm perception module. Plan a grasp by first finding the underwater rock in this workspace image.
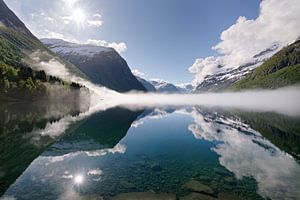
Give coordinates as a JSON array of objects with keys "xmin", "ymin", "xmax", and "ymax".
[
  {"xmin": 111, "ymin": 192, "xmax": 176, "ymax": 200},
  {"xmin": 82, "ymin": 194, "xmax": 104, "ymax": 200},
  {"xmin": 218, "ymin": 193, "xmax": 243, "ymax": 200},
  {"xmin": 180, "ymin": 193, "xmax": 217, "ymax": 200},
  {"xmin": 198, "ymin": 176, "xmax": 211, "ymax": 182},
  {"xmin": 213, "ymin": 168, "xmax": 231, "ymax": 176},
  {"xmin": 150, "ymin": 162, "xmax": 162, "ymax": 172},
  {"xmin": 120, "ymin": 180, "xmax": 136, "ymax": 189},
  {"xmin": 183, "ymin": 180, "xmax": 214, "ymax": 194}
]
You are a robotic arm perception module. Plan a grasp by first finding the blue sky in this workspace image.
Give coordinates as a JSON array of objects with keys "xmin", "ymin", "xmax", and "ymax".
[{"xmin": 3, "ymin": 0, "xmax": 264, "ymax": 83}]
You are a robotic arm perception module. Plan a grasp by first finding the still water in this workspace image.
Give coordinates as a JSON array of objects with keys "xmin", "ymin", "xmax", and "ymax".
[{"xmin": 0, "ymin": 102, "xmax": 300, "ymax": 200}]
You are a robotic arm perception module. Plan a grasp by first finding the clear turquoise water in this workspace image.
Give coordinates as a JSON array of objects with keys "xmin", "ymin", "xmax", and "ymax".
[{"xmin": 1, "ymin": 105, "xmax": 300, "ymax": 200}]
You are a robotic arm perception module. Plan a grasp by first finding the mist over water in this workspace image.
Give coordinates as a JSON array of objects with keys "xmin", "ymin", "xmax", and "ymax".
[
  {"xmin": 29, "ymin": 51, "xmax": 300, "ymax": 117},
  {"xmin": 119, "ymin": 87, "xmax": 300, "ymax": 116}
]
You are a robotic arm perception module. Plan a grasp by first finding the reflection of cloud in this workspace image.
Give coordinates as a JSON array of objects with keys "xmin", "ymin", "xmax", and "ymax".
[
  {"xmin": 187, "ymin": 108, "xmax": 300, "ymax": 200},
  {"xmin": 87, "ymin": 169, "xmax": 102, "ymax": 176},
  {"xmin": 62, "ymin": 174, "xmax": 73, "ymax": 179},
  {"xmin": 0, "ymin": 196, "xmax": 16, "ymax": 200},
  {"xmin": 87, "ymin": 143, "xmax": 126, "ymax": 156},
  {"xmin": 131, "ymin": 120, "xmax": 144, "ymax": 128},
  {"xmin": 45, "ymin": 143, "xmax": 126, "ymax": 164},
  {"xmin": 58, "ymin": 187, "xmax": 81, "ymax": 200}
]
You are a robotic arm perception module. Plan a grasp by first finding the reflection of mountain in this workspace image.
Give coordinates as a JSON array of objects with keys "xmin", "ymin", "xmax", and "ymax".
[
  {"xmin": 45, "ymin": 107, "xmax": 143, "ymax": 156},
  {"xmin": 236, "ymin": 112, "xmax": 300, "ymax": 160},
  {"xmin": 0, "ymin": 102, "xmax": 88, "ymax": 196},
  {"xmin": 187, "ymin": 107, "xmax": 300, "ymax": 200}
]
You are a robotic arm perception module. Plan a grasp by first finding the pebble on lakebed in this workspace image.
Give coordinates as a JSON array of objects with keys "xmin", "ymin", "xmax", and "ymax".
[
  {"xmin": 183, "ymin": 180, "xmax": 214, "ymax": 194},
  {"xmin": 180, "ymin": 193, "xmax": 217, "ymax": 200},
  {"xmin": 111, "ymin": 192, "xmax": 176, "ymax": 200}
]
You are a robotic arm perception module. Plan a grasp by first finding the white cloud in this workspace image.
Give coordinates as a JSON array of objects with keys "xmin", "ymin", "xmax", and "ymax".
[
  {"xmin": 93, "ymin": 13, "xmax": 102, "ymax": 18},
  {"xmin": 86, "ymin": 39, "xmax": 127, "ymax": 54},
  {"xmin": 189, "ymin": 56, "xmax": 223, "ymax": 83},
  {"xmin": 189, "ymin": 0, "xmax": 300, "ymax": 84},
  {"xmin": 87, "ymin": 19, "xmax": 103, "ymax": 27}
]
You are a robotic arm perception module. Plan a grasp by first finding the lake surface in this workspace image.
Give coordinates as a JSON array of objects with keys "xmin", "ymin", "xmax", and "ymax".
[{"xmin": 0, "ymin": 102, "xmax": 300, "ymax": 200}]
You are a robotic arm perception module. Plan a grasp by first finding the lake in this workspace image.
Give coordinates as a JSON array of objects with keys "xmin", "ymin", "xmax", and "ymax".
[{"xmin": 0, "ymin": 102, "xmax": 300, "ymax": 200}]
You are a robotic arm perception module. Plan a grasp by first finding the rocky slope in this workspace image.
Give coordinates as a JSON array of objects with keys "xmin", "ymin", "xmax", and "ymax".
[{"xmin": 42, "ymin": 38, "xmax": 147, "ymax": 93}]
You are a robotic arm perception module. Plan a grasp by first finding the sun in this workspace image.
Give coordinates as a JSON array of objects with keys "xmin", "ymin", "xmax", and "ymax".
[{"xmin": 71, "ymin": 8, "xmax": 86, "ymax": 26}]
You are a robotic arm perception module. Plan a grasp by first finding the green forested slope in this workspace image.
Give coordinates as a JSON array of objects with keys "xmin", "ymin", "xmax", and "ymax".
[
  {"xmin": 234, "ymin": 40, "xmax": 300, "ymax": 89},
  {"xmin": 0, "ymin": 27, "xmax": 82, "ymax": 100}
]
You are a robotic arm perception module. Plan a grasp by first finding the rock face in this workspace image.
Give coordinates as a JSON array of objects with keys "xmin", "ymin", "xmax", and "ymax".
[
  {"xmin": 135, "ymin": 76, "xmax": 157, "ymax": 92},
  {"xmin": 42, "ymin": 38, "xmax": 147, "ymax": 93},
  {"xmin": 111, "ymin": 192, "xmax": 176, "ymax": 200},
  {"xmin": 183, "ymin": 180, "xmax": 214, "ymax": 195}
]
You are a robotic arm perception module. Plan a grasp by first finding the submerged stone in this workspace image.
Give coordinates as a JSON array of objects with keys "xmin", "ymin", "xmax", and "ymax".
[
  {"xmin": 111, "ymin": 192, "xmax": 176, "ymax": 200},
  {"xmin": 180, "ymin": 193, "xmax": 217, "ymax": 200},
  {"xmin": 218, "ymin": 193, "xmax": 243, "ymax": 200},
  {"xmin": 150, "ymin": 162, "xmax": 162, "ymax": 171},
  {"xmin": 183, "ymin": 180, "xmax": 214, "ymax": 194},
  {"xmin": 120, "ymin": 180, "xmax": 136, "ymax": 189}
]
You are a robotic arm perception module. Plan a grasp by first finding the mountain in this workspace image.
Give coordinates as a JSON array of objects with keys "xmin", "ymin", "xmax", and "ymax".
[
  {"xmin": 42, "ymin": 38, "xmax": 147, "ymax": 93},
  {"xmin": 194, "ymin": 62, "xmax": 259, "ymax": 93},
  {"xmin": 134, "ymin": 73, "xmax": 194, "ymax": 93},
  {"xmin": 176, "ymin": 83, "xmax": 194, "ymax": 93},
  {"xmin": 234, "ymin": 40, "xmax": 300, "ymax": 89},
  {"xmin": 194, "ymin": 44, "xmax": 279, "ymax": 93},
  {"xmin": 135, "ymin": 76, "xmax": 157, "ymax": 92},
  {"xmin": 0, "ymin": 0, "xmax": 88, "ymax": 100},
  {"xmin": 0, "ymin": 0, "xmax": 35, "ymax": 38},
  {"xmin": 149, "ymin": 79, "xmax": 179, "ymax": 93}
]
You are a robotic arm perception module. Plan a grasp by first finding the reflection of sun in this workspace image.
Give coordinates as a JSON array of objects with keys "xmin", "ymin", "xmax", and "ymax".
[
  {"xmin": 74, "ymin": 174, "xmax": 84, "ymax": 185},
  {"xmin": 71, "ymin": 9, "xmax": 86, "ymax": 26}
]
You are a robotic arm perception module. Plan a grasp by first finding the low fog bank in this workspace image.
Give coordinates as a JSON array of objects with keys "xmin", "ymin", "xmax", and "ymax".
[
  {"xmin": 119, "ymin": 87, "xmax": 300, "ymax": 116},
  {"xmin": 27, "ymin": 51, "xmax": 300, "ymax": 117}
]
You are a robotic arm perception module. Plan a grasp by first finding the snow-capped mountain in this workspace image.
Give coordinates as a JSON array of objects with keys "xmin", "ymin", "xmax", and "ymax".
[
  {"xmin": 134, "ymin": 74, "xmax": 193, "ymax": 93},
  {"xmin": 194, "ymin": 44, "xmax": 279, "ymax": 93},
  {"xmin": 149, "ymin": 79, "xmax": 180, "ymax": 93},
  {"xmin": 42, "ymin": 38, "xmax": 146, "ymax": 93},
  {"xmin": 42, "ymin": 38, "xmax": 113, "ymax": 58},
  {"xmin": 176, "ymin": 83, "xmax": 194, "ymax": 93}
]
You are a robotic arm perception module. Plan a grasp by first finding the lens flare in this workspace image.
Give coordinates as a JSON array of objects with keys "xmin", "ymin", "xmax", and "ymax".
[
  {"xmin": 74, "ymin": 174, "xmax": 84, "ymax": 184},
  {"xmin": 71, "ymin": 9, "xmax": 86, "ymax": 26}
]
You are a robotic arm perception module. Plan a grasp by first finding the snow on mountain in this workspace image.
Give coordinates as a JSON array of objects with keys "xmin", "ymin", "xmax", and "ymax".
[
  {"xmin": 194, "ymin": 44, "xmax": 279, "ymax": 93},
  {"xmin": 42, "ymin": 38, "xmax": 113, "ymax": 57},
  {"xmin": 176, "ymin": 83, "xmax": 195, "ymax": 93},
  {"xmin": 42, "ymin": 38, "xmax": 146, "ymax": 92},
  {"xmin": 149, "ymin": 79, "xmax": 180, "ymax": 93}
]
